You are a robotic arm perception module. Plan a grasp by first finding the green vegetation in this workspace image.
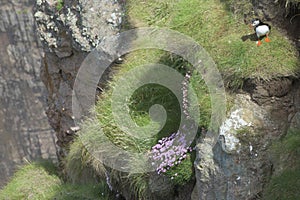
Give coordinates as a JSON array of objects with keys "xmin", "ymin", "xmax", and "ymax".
[
  {"xmin": 64, "ymin": 136, "xmax": 107, "ymax": 184},
  {"xmin": 125, "ymin": 0, "xmax": 299, "ymax": 88},
  {"xmin": 165, "ymin": 153, "xmax": 195, "ymax": 186},
  {"xmin": 0, "ymin": 160, "xmax": 111, "ymax": 200},
  {"xmin": 264, "ymin": 169, "xmax": 300, "ymax": 200},
  {"xmin": 270, "ymin": 130, "xmax": 300, "ymax": 170},
  {"xmin": 87, "ymin": 50, "xmax": 202, "ymax": 190},
  {"xmin": 66, "ymin": 0, "xmax": 299, "ymax": 199},
  {"xmin": 264, "ymin": 130, "xmax": 300, "ymax": 200},
  {"xmin": 56, "ymin": 0, "xmax": 64, "ymax": 11}
]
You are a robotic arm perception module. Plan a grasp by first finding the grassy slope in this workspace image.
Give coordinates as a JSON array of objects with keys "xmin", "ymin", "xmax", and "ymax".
[
  {"xmin": 0, "ymin": 161, "xmax": 110, "ymax": 200},
  {"xmin": 126, "ymin": 0, "xmax": 299, "ymax": 87}
]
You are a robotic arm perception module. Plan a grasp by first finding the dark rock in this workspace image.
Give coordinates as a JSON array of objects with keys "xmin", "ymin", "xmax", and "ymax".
[
  {"xmin": 194, "ymin": 79, "xmax": 300, "ymax": 199},
  {"xmin": 243, "ymin": 78, "xmax": 293, "ymax": 105},
  {"xmin": 0, "ymin": 0, "xmax": 57, "ymax": 188},
  {"xmin": 35, "ymin": 2, "xmax": 125, "ymax": 187}
]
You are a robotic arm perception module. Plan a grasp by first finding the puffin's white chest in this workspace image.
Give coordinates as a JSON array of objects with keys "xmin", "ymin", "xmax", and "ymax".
[{"xmin": 255, "ymin": 25, "xmax": 270, "ymax": 37}]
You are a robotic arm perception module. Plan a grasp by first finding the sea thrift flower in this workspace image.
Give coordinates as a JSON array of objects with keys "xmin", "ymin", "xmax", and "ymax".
[
  {"xmin": 149, "ymin": 71, "xmax": 196, "ymax": 175},
  {"xmin": 150, "ymin": 129, "xmax": 193, "ymax": 174}
]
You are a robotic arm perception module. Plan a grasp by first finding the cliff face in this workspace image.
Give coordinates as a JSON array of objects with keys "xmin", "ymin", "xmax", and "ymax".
[
  {"xmin": 0, "ymin": 0, "xmax": 57, "ymax": 188},
  {"xmin": 35, "ymin": 0, "xmax": 123, "ymax": 161}
]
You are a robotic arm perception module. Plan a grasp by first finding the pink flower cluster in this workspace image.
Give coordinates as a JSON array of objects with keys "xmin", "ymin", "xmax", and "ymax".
[
  {"xmin": 150, "ymin": 130, "xmax": 193, "ymax": 174},
  {"xmin": 150, "ymin": 71, "xmax": 195, "ymax": 174}
]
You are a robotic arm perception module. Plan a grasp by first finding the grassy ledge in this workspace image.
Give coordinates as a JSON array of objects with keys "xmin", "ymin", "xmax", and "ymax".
[
  {"xmin": 125, "ymin": 0, "xmax": 299, "ymax": 87},
  {"xmin": 0, "ymin": 160, "xmax": 111, "ymax": 200}
]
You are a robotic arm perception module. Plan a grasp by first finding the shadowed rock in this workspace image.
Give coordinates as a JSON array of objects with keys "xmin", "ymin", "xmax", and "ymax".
[{"xmin": 0, "ymin": 0, "xmax": 57, "ymax": 188}]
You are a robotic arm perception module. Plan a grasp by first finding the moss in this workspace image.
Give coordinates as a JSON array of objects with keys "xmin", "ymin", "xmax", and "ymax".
[{"xmin": 165, "ymin": 153, "xmax": 195, "ymax": 186}]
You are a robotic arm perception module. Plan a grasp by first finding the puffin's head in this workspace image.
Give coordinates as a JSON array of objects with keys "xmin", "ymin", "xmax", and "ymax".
[{"xmin": 251, "ymin": 19, "xmax": 261, "ymax": 27}]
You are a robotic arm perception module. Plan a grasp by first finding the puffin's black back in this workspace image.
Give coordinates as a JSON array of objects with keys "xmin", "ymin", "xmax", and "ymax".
[
  {"xmin": 259, "ymin": 21, "xmax": 271, "ymax": 30},
  {"xmin": 253, "ymin": 19, "xmax": 271, "ymax": 32}
]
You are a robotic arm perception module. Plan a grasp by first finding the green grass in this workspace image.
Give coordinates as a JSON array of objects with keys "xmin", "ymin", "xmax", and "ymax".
[
  {"xmin": 56, "ymin": 0, "xmax": 64, "ymax": 11},
  {"xmin": 263, "ymin": 130, "xmax": 300, "ymax": 200},
  {"xmin": 126, "ymin": 173, "xmax": 149, "ymax": 199},
  {"xmin": 270, "ymin": 130, "xmax": 300, "ymax": 169},
  {"xmin": 64, "ymin": 136, "xmax": 107, "ymax": 184},
  {"xmin": 125, "ymin": 0, "xmax": 299, "ymax": 88},
  {"xmin": 165, "ymin": 153, "xmax": 195, "ymax": 186},
  {"xmin": 72, "ymin": 49, "xmax": 201, "ymax": 198},
  {"xmin": 264, "ymin": 168, "xmax": 300, "ymax": 200},
  {"xmin": 0, "ymin": 160, "xmax": 111, "ymax": 200},
  {"xmin": 4, "ymin": 0, "xmax": 298, "ymax": 199}
]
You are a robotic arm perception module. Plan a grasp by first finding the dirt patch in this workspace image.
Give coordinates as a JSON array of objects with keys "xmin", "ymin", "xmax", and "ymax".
[{"xmin": 243, "ymin": 77, "xmax": 294, "ymax": 105}]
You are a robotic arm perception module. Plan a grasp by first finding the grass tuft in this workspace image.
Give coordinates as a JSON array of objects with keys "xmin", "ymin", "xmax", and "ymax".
[
  {"xmin": 0, "ymin": 160, "xmax": 111, "ymax": 200},
  {"xmin": 264, "ymin": 130, "xmax": 300, "ymax": 200},
  {"xmin": 56, "ymin": 0, "xmax": 64, "ymax": 11}
]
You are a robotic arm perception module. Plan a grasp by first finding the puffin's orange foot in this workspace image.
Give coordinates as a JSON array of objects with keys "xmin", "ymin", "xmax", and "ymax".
[
  {"xmin": 256, "ymin": 40, "xmax": 262, "ymax": 46},
  {"xmin": 265, "ymin": 37, "xmax": 270, "ymax": 42}
]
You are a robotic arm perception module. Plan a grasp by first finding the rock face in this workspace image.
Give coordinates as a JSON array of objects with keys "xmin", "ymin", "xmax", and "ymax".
[
  {"xmin": 35, "ymin": 0, "xmax": 123, "ymax": 162},
  {"xmin": 0, "ymin": 0, "xmax": 57, "ymax": 188},
  {"xmin": 194, "ymin": 78, "xmax": 300, "ymax": 199}
]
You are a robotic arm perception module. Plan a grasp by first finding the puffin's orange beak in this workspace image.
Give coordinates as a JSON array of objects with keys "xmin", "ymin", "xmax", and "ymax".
[{"xmin": 249, "ymin": 24, "xmax": 253, "ymax": 29}]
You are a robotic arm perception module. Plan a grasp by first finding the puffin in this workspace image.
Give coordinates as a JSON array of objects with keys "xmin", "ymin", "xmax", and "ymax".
[{"xmin": 250, "ymin": 19, "xmax": 271, "ymax": 46}]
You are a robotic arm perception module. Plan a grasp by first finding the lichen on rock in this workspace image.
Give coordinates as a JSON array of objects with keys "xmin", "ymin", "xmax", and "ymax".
[
  {"xmin": 35, "ymin": 0, "xmax": 125, "ymax": 164},
  {"xmin": 34, "ymin": 0, "xmax": 123, "ymax": 51},
  {"xmin": 194, "ymin": 78, "xmax": 300, "ymax": 199}
]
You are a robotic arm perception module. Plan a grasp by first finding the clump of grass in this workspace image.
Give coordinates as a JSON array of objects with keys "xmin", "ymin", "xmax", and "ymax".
[
  {"xmin": 264, "ymin": 168, "xmax": 300, "ymax": 200},
  {"xmin": 0, "ymin": 160, "xmax": 111, "ymax": 200},
  {"xmin": 70, "ymin": 49, "xmax": 204, "ymax": 198},
  {"xmin": 0, "ymin": 161, "xmax": 60, "ymax": 199},
  {"xmin": 56, "ymin": 0, "xmax": 64, "ymax": 11},
  {"xmin": 165, "ymin": 153, "xmax": 195, "ymax": 186},
  {"xmin": 264, "ymin": 130, "xmax": 300, "ymax": 200},
  {"xmin": 64, "ymin": 136, "xmax": 106, "ymax": 184},
  {"xmin": 270, "ymin": 129, "xmax": 300, "ymax": 169},
  {"xmin": 127, "ymin": 173, "xmax": 149, "ymax": 199}
]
